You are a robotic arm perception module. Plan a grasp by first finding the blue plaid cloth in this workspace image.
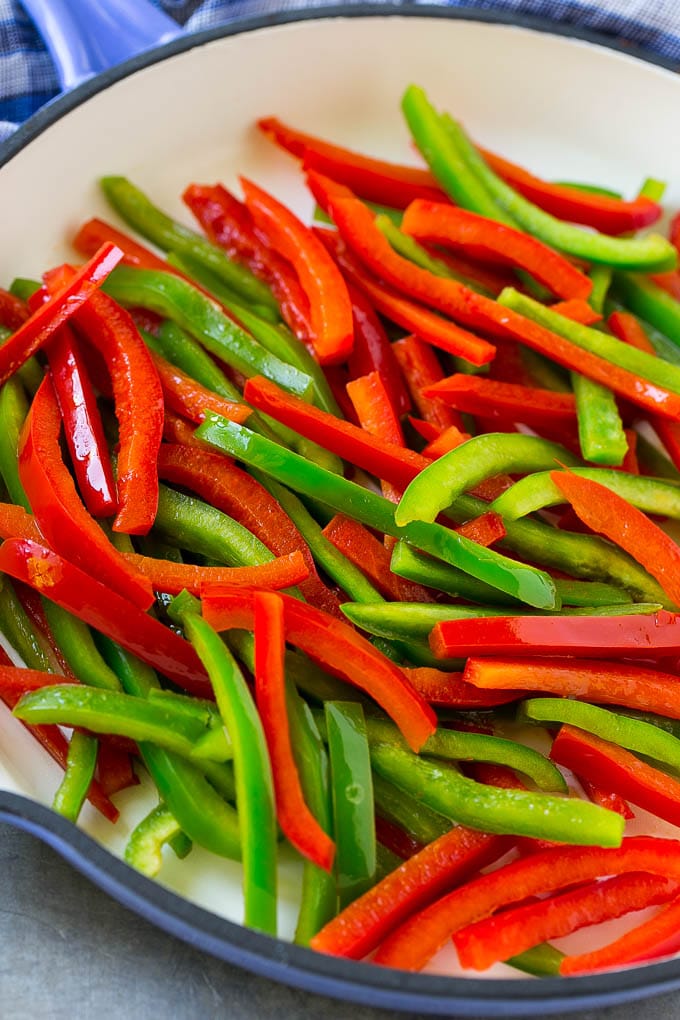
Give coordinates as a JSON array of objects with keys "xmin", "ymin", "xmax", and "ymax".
[{"xmin": 1, "ymin": 0, "xmax": 679, "ymax": 143}]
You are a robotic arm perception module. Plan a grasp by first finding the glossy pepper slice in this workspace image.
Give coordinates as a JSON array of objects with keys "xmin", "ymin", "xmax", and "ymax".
[
  {"xmin": 18, "ymin": 376, "xmax": 154, "ymax": 609},
  {"xmin": 463, "ymin": 656, "xmax": 680, "ymax": 720},
  {"xmin": 392, "ymin": 334, "xmax": 463, "ymax": 431},
  {"xmin": 0, "ymin": 243, "xmax": 122, "ymax": 386},
  {"xmin": 201, "ymin": 586, "xmax": 436, "ymax": 753},
  {"xmin": 432, "ymin": 611, "xmax": 680, "ymax": 660},
  {"xmin": 253, "ymin": 591, "xmax": 335, "ymax": 871},
  {"xmin": 0, "ymin": 538, "xmax": 210, "ymax": 698},
  {"xmin": 401, "ymin": 200, "xmax": 592, "ymax": 300},
  {"xmin": 240, "ymin": 177, "xmax": 353, "ymax": 364},
  {"xmin": 149, "ymin": 349, "xmax": 251, "ymax": 426},
  {"xmin": 454, "ymin": 872, "xmax": 678, "ymax": 971},
  {"xmin": 423, "ymin": 375, "xmax": 577, "ymax": 430},
  {"xmin": 372, "ymin": 836, "xmax": 680, "ymax": 972},
  {"xmin": 346, "ymin": 283, "xmax": 410, "ymax": 417},
  {"xmin": 122, "ymin": 548, "xmax": 309, "ymax": 595},
  {"xmin": 551, "ymin": 469, "xmax": 680, "ymax": 608}
]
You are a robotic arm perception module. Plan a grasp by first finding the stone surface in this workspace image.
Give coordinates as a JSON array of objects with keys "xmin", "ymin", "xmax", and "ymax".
[{"xmin": 1, "ymin": 823, "xmax": 680, "ymax": 1020}]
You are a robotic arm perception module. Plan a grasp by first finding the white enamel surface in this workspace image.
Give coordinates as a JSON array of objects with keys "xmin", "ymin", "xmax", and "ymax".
[{"xmin": 1, "ymin": 13, "xmax": 680, "ymax": 978}]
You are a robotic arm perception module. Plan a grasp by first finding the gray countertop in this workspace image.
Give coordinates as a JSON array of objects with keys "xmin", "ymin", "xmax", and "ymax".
[{"xmin": 2, "ymin": 823, "xmax": 680, "ymax": 1020}]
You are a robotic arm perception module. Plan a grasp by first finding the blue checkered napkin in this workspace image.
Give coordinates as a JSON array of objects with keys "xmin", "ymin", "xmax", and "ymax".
[{"xmin": 1, "ymin": 0, "xmax": 679, "ymax": 143}]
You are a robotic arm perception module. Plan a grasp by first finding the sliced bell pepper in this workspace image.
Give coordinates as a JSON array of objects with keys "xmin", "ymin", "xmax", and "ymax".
[
  {"xmin": 0, "ymin": 286, "xmax": 29, "ymax": 330},
  {"xmin": 401, "ymin": 200, "xmax": 592, "ymax": 300},
  {"xmin": 551, "ymin": 469, "xmax": 680, "ymax": 608},
  {"xmin": 0, "ymin": 243, "xmax": 122, "ymax": 386},
  {"xmin": 240, "ymin": 177, "xmax": 353, "ymax": 364},
  {"xmin": 49, "ymin": 283, "xmax": 164, "ymax": 536},
  {"xmin": 372, "ymin": 835, "xmax": 680, "ymax": 972},
  {"xmin": 454, "ymin": 872, "xmax": 677, "ymax": 971},
  {"xmin": 122, "ymin": 548, "xmax": 308, "ymax": 595},
  {"xmin": 0, "ymin": 501, "xmax": 42, "ymax": 541},
  {"xmin": 612, "ymin": 272, "xmax": 680, "ymax": 347},
  {"xmin": 423, "ymin": 375, "xmax": 577, "ymax": 430},
  {"xmin": 201, "ymin": 586, "xmax": 436, "ymax": 753},
  {"xmin": 150, "ymin": 348, "xmax": 251, "ymax": 426},
  {"xmin": 252, "ymin": 591, "xmax": 335, "ymax": 871},
  {"xmin": 169, "ymin": 592, "xmax": 278, "ymax": 933},
  {"xmin": 463, "ymin": 656, "xmax": 680, "ymax": 719},
  {"xmin": 18, "ymin": 376, "xmax": 154, "ymax": 609},
  {"xmin": 392, "ymin": 334, "xmax": 464, "ymax": 431},
  {"xmin": 345, "ymin": 370, "xmax": 408, "ymax": 502},
  {"xmin": 124, "ymin": 803, "xmax": 186, "ymax": 878},
  {"xmin": 402, "ymin": 666, "xmax": 524, "ymax": 709},
  {"xmin": 258, "ymin": 115, "xmax": 445, "ymax": 208},
  {"xmin": 433, "ymin": 611, "xmax": 680, "ymax": 660},
  {"xmin": 346, "ymin": 282, "xmax": 410, "ymax": 417},
  {"xmin": 395, "ymin": 432, "xmax": 580, "ymax": 528},
  {"xmin": 0, "ymin": 538, "xmax": 210, "ymax": 698}
]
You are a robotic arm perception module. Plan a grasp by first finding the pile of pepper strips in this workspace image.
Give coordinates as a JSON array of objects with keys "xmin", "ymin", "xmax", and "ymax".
[{"xmin": 2, "ymin": 84, "xmax": 680, "ymax": 977}]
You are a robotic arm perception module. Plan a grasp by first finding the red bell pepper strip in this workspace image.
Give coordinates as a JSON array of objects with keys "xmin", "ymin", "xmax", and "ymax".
[
  {"xmin": 254, "ymin": 591, "xmax": 335, "ymax": 871},
  {"xmin": 374, "ymin": 815, "xmax": 425, "ymax": 861},
  {"xmin": 577, "ymin": 775, "xmax": 633, "ymax": 820},
  {"xmin": 0, "ymin": 288, "xmax": 29, "ymax": 330},
  {"xmin": 150, "ymin": 349, "xmax": 251, "ymax": 425},
  {"xmin": 0, "ymin": 538, "xmax": 211, "ymax": 699},
  {"xmin": 122, "ymin": 548, "xmax": 309, "ymax": 595},
  {"xmin": 393, "ymin": 335, "xmax": 464, "ymax": 431},
  {"xmin": 0, "ymin": 502, "xmax": 42, "ymax": 542},
  {"xmin": 0, "ymin": 243, "xmax": 122, "ymax": 386},
  {"xmin": 372, "ymin": 836, "xmax": 680, "ymax": 971},
  {"xmin": 401, "ymin": 667, "xmax": 525, "ymax": 709},
  {"xmin": 183, "ymin": 182, "xmax": 314, "ymax": 345},
  {"xmin": 162, "ymin": 411, "xmax": 204, "ymax": 447},
  {"xmin": 548, "ymin": 298, "xmax": 603, "ymax": 326},
  {"xmin": 479, "ymin": 146, "xmax": 663, "ymax": 234},
  {"xmin": 321, "ymin": 514, "xmax": 434, "ymax": 603},
  {"xmin": 608, "ymin": 310, "xmax": 680, "ymax": 471},
  {"xmin": 45, "ymin": 325, "xmax": 118, "ymax": 518},
  {"xmin": 156, "ymin": 442, "xmax": 341, "ymax": 616},
  {"xmin": 257, "ymin": 115, "xmax": 445, "ymax": 208},
  {"xmin": 202, "ymin": 587, "xmax": 437, "ymax": 753},
  {"xmin": 240, "ymin": 177, "xmax": 353, "ymax": 364},
  {"xmin": 310, "ymin": 173, "xmax": 496, "ymax": 366},
  {"xmin": 18, "ymin": 376, "xmax": 154, "ymax": 610},
  {"xmin": 346, "ymin": 370, "xmax": 407, "ymax": 502},
  {"xmin": 424, "ymin": 375, "xmax": 578, "ymax": 430},
  {"xmin": 454, "ymin": 871, "xmax": 678, "ymax": 971},
  {"xmin": 401, "ymin": 200, "xmax": 592, "ymax": 301},
  {"xmin": 95, "ymin": 739, "xmax": 140, "ymax": 797},
  {"xmin": 551, "ymin": 469, "xmax": 680, "ymax": 608},
  {"xmin": 346, "ymin": 283, "xmax": 410, "ymax": 418},
  {"xmin": 560, "ymin": 893, "xmax": 680, "ymax": 973},
  {"xmin": 421, "ymin": 424, "xmax": 471, "ymax": 459},
  {"xmin": 454, "ymin": 511, "xmax": 506, "ymax": 548},
  {"xmin": 462, "ymin": 656, "xmax": 680, "ymax": 720},
  {"xmin": 551, "ymin": 725, "xmax": 680, "ymax": 829},
  {"xmin": 47, "ymin": 280, "xmax": 164, "ymax": 537},
  {"xmin": 243, "ymin": 374, "xmax": 425, "ymax": 491},
  {"xmin": 318, "ymin": 227, "xmax": 493, "ymax": 368},
  {"xmin": 0, "ymin": 664, "xmax": 76, "ymax": 695},
  {"xmin": 432, "ymin": 612, "xmax": 680, "ymax": 660},
  {"xmin": 310, "ymin": 824, "xmax": 511, "ymax": 960}
]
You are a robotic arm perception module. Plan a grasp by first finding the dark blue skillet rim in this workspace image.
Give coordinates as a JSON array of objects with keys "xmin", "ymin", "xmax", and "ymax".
[{"xmin": 2, "ymin": 5, "xmax": 680, "ymax": 1013}]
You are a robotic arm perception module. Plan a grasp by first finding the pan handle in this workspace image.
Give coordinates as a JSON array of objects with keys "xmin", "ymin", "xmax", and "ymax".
[{"xmin": 21, "ymin": 0, "xmax": 184, "ymax": 91}]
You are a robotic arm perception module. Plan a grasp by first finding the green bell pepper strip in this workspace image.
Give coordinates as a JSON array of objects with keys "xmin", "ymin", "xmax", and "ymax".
[
  {"xmin": 611, "ymin": 273, "xmax": 680, "ymax": 347},
  {"xmin": 589, "ymin": 265, "xmax": 613, "ymax": 315},
  {"xmin": 51, "ymin": 731, "xmax": 98, "ymax": 823},
  {"xmin": 401, "ymin": 85, "xmax": 511, "ymax": 223},
  {"xmin": 103, "ymin": 266, "xmax": 313, "ymax": 400},
  {"xmin": 165, "ymin": 250, "xmax": 279, "ymax": 323},
  {"xmin": 167, "ymin": 249, "xmax": 342, "ymax": 417},
  {"xmin": 570, "ymin": 370, "xmax": 628, "ymax": 465},
  {"xmin": 360, "ymin": 713, "xmax": 566, "ymax": 794},
  {"xmin": 372, "ymin": 773, "xmax": 451, "ymax": 846},
  {"xmin": 341, "ymin": 602, "xmax": 660, "ymax": 647},
  {"xmin": 41, "ymin": 601, "xmax": 122, "ymax": 692},
  {"xmin": 125, "ymin": 803, "xmax": 186, "ymax": 878},
  {"xmin": 369, "ymin": 741, "xmax": 624, "ymax": 846},
  {"xmin": 521, "ymin": 698, "xmax": 680, "ymax": 775},
  {"xmin": 491, "ymin": 467, "xmax": 680, "ymax": 522},
  {"xmin": 168, "ymin": 592, "xmax": 278, "ymax": 936},
  {"xmin": 0, "ymin": 581, "xmax": 57, "ymax": 673},
  {"xmin": 448, "ymin": 492, "xmax": 672, "ymax": 606},
  {"xmin": 0, "ymin": 377, "xmax": 31, "ymax": 510},
  {"xmin": 325, "ymin": 701, "xmax": 377, "ymax": 908},
  {"xmin": 390, "ymin": 541, "xmax": 632, "ymax": 607},
  {"xmin": 13, "ymin": 684, "xmax": 233, "ymax": 763},
  {"xmin": 154, "ymin": 484, "xmax": 275, "ymax": 569},
  {"xmin": 435, "ymin": 105, "xmax": 677, "ymax": 271},
  {"xmin": 196, "ymin": 416, "xmax": 559, "ymax": 610},
  {"xmin": 519, "ymin": 347, "xmax": 572, "ymax": 393},
  {"xmin": 287, "ymin": 680, "xmax": 337, "ymax": 944},
  {"xmin": 151, "ymin": 319, "xmax": 241, "ymax": 399},
  {"xmin": 394, "ymin": 433, "xmax": 581, "ymax": 528},
  {"xmin": 9, "ymin": 277, "xmax": 41, "ymax": 301},
  {"xmin": 635, "ymin": 433, "xmax": 680, "ymax": 482},
  {"xmin": 508, "ymin": 944, "xmax": 564, "ymax": 977},
  {"xmin": 100, "ymin": 176, "xmax": 278, "ymax": 313},
  {"xmin": 499, "ymin": 288, "xmax": 680, "ymax": 395},
  {"xmin": 96, "ymin": 637, "xmax": 241, "ymax": 861}
]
